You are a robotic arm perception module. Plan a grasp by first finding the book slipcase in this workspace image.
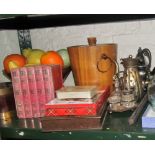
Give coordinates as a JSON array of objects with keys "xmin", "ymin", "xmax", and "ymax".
[{"xmin": 11, "ymin": 65, "xmax": 63, "ymax": 118}]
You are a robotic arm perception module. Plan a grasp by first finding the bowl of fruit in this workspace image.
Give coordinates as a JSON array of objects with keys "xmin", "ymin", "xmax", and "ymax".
[{"xmin": 3, "ymin": 48, "xmax": 71, "ymax": 81}]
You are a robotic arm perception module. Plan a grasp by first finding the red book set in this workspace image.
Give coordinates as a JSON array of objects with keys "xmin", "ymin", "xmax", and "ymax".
[{"xmin": 11, "ymin": 64, "xmax": 63, "ymax": 118}]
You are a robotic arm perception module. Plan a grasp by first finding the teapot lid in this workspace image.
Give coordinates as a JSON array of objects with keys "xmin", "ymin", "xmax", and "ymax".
[{"xmin": 121, "ymin": 55, "xmax": 139, "ymax": 67}]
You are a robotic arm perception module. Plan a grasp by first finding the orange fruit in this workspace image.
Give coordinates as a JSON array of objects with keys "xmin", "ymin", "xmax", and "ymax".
[
  {"xmin": 3, "ymin": 54, "xmax": 26, "ymax": 73},
  {"xmin": 40, "ymin": 51, "xmax": 64, "ymax": 67}
]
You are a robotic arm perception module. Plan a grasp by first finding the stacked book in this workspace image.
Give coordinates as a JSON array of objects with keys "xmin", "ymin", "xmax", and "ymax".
[
  {"xmin": 142, "ymin": 104, "xmax": 155, "ymax": 128},
  {"xmin": 41, "ymin": 85, "xmax": 110, "ymax": 131},
  {"xmin": 10, "ymin": 64, "xmax": 63, "ymax": 118}
]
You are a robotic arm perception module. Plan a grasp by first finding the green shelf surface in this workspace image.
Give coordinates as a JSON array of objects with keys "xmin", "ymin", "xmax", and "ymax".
[{"xmin": 0, "ymin": 103, "xmax": 155, "ymax": 140}]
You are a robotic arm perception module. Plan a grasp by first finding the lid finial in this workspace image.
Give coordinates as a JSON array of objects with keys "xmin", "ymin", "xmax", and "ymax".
[{"xmin": 87, "ymin": 37, "xmax": 96, "ymax": 46}]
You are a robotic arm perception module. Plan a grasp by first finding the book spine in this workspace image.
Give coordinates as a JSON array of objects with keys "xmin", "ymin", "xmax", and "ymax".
[
  {"xmin": 11, "ymin": 68, "xmax": 26, "ymax": 118},
  {"xmin": 96, "ymin": 86, "xmax": 110, "ymax": 112},
  {"xmin": 42, "ymin": 65, "xmax": 55, "ymax": 103},
  {"xmin": 35, "ymin": 65, "xmax": 46, "ymax": 117},
  {"xmin": 27, "ymin": 66, "xmax": 40, "ymax": 118},
  {"xmin": 51, "ymin": 65, "xmax": 63, "ymax": 90},
  {"xmin": 20, "ymin": 67, "xmax": 33, "ymax": 118}
]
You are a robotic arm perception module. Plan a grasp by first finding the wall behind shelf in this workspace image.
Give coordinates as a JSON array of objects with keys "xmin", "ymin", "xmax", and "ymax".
[{"xmin": 1, "ymin": 19, "xmax": 155, "ymax": 84}]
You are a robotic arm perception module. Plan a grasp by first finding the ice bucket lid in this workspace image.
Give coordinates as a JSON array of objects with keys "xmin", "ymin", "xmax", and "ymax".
[{"xmin": 67, "ymin": 37, "xmax": 117, "ymax": 49}]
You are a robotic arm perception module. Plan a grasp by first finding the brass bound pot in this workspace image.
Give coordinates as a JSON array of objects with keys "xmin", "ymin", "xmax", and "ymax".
[
  {"xmin": 0, "ymin": 82, "xmax": 16, "ymax": 120},
  {"xmin": 67, "ymin": 37, "xmax": 117, "ymax": 90}
]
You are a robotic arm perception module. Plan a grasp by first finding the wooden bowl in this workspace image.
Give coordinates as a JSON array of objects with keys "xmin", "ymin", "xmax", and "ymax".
[
  {"xmin": 2, "ymin": 70, "xmax": 11, "ymax": 80},
  {"xmin": 62, "ymin": 67, "xmax": 71, "ymax": 81},
  {"xmin": 3, "ymin": 67, "xmax": 71, "ymax": 82}
]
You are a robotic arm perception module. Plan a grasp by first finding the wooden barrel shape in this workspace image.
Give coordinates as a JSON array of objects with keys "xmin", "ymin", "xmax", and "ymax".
[{"xmin": 67, "ymin": 37, "xmax": 117, "ymax": 90}]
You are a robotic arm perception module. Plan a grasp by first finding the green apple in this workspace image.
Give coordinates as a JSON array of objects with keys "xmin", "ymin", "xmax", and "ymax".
[{"xmin": 57, "ymin": 49, "xmax": 70, "ymax": 68}]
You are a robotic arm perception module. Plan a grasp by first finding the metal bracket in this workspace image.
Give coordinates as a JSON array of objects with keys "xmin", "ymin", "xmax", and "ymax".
[{"xmin": 17, "ymin": 29, "xmax": 32, "ymax": 53}]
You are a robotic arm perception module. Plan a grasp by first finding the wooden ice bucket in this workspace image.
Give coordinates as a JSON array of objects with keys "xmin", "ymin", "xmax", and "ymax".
[{"xmin": 67, "ymin": 37, "xmax": 117, "ymax": 90}]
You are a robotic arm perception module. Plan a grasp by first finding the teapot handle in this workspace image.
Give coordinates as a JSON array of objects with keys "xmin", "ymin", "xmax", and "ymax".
[
  {"xmin": 137, "ymin": 47, "xmax": 152, "ymax": 70},
  {"xmin": 142, "ymin": 48, "xmax": 151, "ymax": 70},
  {"xmin": 97, "ymin": 53, "xmax": 119, "ymax": 74}
]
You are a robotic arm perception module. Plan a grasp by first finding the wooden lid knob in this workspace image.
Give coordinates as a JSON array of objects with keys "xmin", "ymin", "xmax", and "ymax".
[{"xmin": 87, "ymin": 37, "xmax": 97, "ymax": 46}]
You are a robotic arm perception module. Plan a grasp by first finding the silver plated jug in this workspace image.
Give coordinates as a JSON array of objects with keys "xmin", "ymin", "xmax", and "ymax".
[{"xmin": 120, "ymin": 55, "xmax": 143, "ymax": 101}]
